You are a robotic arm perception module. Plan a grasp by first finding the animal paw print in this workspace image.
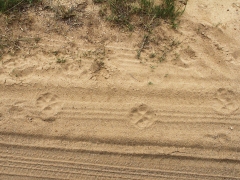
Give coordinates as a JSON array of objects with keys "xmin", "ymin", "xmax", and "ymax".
[
  {"xmin": 36, "ymin": 93, "xmax": 62, "ymax": 121},
  {"xmin": 212, "ymin": 88, "xmax": 239, "ymax": 115},
  {"xmin": 129, "ymin": 104, "xmax": 156, "ymax": 129},
  {"xmin": 63, "ymin": 61, "xmax": 81, "ymax": 72}
]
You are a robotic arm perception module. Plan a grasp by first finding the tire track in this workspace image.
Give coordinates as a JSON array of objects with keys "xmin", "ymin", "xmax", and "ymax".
[
  {"xmin": 1, "ymin": 150, "xmax": 239, "ymax": 180},
  {"xmin": 0, "ymin": 173, "xmax": 66, "ymax": 180},
  {"xmin": 0, "ymin": 132, "xmax": 240, "ymax": 162}
]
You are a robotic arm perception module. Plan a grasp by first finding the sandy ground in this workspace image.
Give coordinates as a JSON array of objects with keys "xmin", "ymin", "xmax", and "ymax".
[{"xmin": 0, "ymin": 0, "xmax": 240, "ymax": 179}]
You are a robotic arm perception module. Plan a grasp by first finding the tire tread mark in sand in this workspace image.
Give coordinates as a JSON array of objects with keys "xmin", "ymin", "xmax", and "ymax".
[
  {"xmin": 36, "ymin": 93, "xmax": 62, "ymax": 122},
  {"xmin": 129, "ymin": 104, "xmax": 156, "ymax": 129},
  {"xmin": 0, "ymin": 152, "xmax": 239, "ymax": 180},
  {"xmin": 212, "ymin": 88, "xmax": 239, "ymax": 115}
]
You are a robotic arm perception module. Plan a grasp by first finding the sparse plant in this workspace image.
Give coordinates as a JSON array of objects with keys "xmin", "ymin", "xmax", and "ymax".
[
  {"xmin": 96, "ymin": 0, "xmax": 187, "ymax": 30},
  {"xmin": 170, "ymin": 39, "xmax": 181, "ymax": 47},
  {"xmin": 0, "ymin": 34, "xmax": 40, "ymax": 56},
  {"xmin": 56, "ymin": 58, "xmax": 66, "ymax": 64},
  {"xmin": 0, "ymin": 0, "xmax": 38, "ymax": 13},
  {"xmin": 149, "ymin": 53, "xmax": 155, "ymax": 58},
  {"xmin": 107, "ymin": 0, "xmax": 133, "ymax": 30},
  {"xmin": 93, "ymin": 0, "xmax": 106, "ymax": 4},
  {"xmin": 159, "ymin": 52, "xmax": 166, "ymax": 63},
  {"xmin": 56, "ymin": 5, "xmax": 76, "ymax": 20},
  {"xmin": 154, "ymin": 0, "xmax": 187, "ymax": 29},
  {"xmin": 82, "ymin": 51, "xmax": 93, "ymax": 58},
  {"xmin": 174, "ymin": 53, "xmax": 180, "ymax": 60},
  {"xmin": 150, "ymin": 64, "xmax": 156, "ymax": 72},
  {"xmin": 95, "ymin": 0, "xmax": 187, "ymax": 59}
]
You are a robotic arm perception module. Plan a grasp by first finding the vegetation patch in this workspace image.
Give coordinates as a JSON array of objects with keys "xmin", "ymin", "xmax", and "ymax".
[
  {"xmin": 0, "ymin": 0, "xmax": 39, "ymax": 13},
  {"xmin": 56, "ymin": 58, "xmax": 66, "ymax": 64},
  {"xmin": 96, "ymin": 0, "xmax": 188, "ymax": 30},
  {"xmin": 0, "ymin": 34, "xmax": 41, "ymax": 57}
]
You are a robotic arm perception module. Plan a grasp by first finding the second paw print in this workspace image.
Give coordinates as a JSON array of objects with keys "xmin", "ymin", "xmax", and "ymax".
[
  {"xmin": 129, "ymin": 104, "xmax": 156, "ymax": 129},
  {"xmin": 36, "ymin": 93, "xmax": 63, "ymax": 122}
]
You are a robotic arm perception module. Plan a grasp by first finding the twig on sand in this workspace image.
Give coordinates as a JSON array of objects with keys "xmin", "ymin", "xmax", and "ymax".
[
  {"xmin": 4, "ymin": 0, "xmax": 24, "ymax": 13},
  {"xmin": 137, "ymin": 35, "xmax": 148, "ymax": 59}
]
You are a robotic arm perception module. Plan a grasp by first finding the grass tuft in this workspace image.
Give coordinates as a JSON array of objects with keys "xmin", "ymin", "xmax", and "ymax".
[
  {"xmin": 0, "ymin": 0, "xmax": 37, "ymax": 13},
  {"xmin": 56, "ymin": 58, "xmax": 66, "ymax": 64},
  {"xmin": 107, "ymin": 0, "xmax": 133, "ymax": 30},
  {"xmin": 97, "ymin": 0, "xmax": 187, "ymax": 30}
]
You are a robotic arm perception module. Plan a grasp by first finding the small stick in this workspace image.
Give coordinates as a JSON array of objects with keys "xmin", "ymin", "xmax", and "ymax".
[
  {"xmin": 137, "ymin": 35, "xmax": 148, "ymax": 59},
  {"xmin": 4, "ymin": 0, "xmax": 24, "ymax": 13},
  {"xmin": 129, "ymin": 73, "xmax": 140, "ymax": 82}
]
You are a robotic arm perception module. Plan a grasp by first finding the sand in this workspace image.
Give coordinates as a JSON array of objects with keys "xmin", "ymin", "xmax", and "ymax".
[{"xmin": 0, "ymin": 0, "xmax": 240, "ymax": 179}]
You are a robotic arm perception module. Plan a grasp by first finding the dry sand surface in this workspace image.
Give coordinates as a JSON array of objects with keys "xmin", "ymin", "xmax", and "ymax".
[{"xmin": 0, "ymin": 0, "xmax": 240, "ymax": 179}]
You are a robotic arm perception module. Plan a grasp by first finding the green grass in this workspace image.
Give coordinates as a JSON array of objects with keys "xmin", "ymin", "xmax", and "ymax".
[
  {"xmin": 93, "ymin": 0, "xmax": 106, "ymax": 3},
  {"xmin": 97, "ymin": 0, "xmax": 187, "ymax": 30},
  {"xmin": 148, "ymin": 81, "xmax": 153, "ymax": 85},
  {"xmin": 107, "ymin": 0, "xmax": 133, "ymax": 30},
  {"xmin": 56, "ymin": 58, "xmax": 66, "ymax": 64},
  {"xmin": 154, "ymin": 0, "xmax": 186, "ymax": 28},
  {"xmin": 0, "ymin": 0, "xmax": 37, "ymax": 13}
]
